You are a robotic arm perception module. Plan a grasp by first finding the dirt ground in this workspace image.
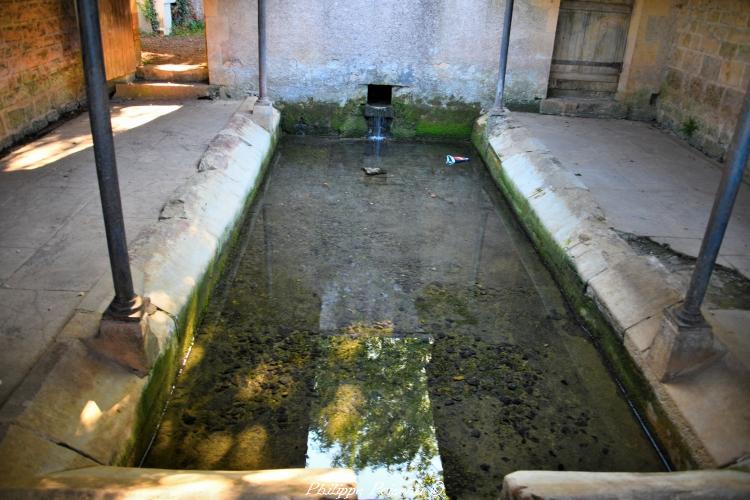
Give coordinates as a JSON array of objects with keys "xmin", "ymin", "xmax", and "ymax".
[{"xmin": 140, "ymin": 33, "xmax": 207, "ymax": 65}]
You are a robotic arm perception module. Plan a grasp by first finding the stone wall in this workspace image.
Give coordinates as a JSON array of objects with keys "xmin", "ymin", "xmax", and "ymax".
[
  {"xmin": 656, "ymin": 0, "xmax": 750, "ymax": 159},
  {"xmin": 205, "ymin": 0, "xmax": 560, "ymax": 110},
  {"xmin": 0, "ymin": 0, "xmax": 85, "ymax": 151},
  {"xmin": 616, "ymin": 0, "xmax": 678, "ymax": 120}
]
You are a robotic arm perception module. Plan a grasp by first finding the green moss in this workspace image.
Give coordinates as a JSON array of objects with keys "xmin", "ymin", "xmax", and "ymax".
[
  {"xmin": 122, "ymin": 332, "xmax": 179, "ymax": 465},
  {"xmin": 277, "ymin": 97, "xmax": 481, "ymax": 140},
  {"xmin": 415, "ymin": 121, "xmax": 473, "ymax": 138},
  {"xmin": 392, "ymin": 97, "xmax": 480, "ymax": 140},
  {"xmin": 390, "ymin": 120, "xmax": 417, "ymax": 140},
  {"xmin": 340, "ymin": 114, "xmax": 368, "ymax": 138},
  {"xmin": 472, "ymin": 118, "xmax": 697, "ymax": 470},
  {"xmin": 277, "ymin": 98, "xmax": 365, "ymax": 136}
]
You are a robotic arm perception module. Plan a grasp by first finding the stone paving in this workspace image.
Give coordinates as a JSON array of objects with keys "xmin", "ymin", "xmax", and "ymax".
[
  {"xmin": 513, "ymin": 113, "xmax": 750, "ymax": 279},
  {"xmin": 0, "ymin": 99, "xmax": 240, "ymax": 406}
]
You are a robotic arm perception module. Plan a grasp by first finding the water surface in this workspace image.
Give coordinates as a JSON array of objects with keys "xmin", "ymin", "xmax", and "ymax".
[{"xmin": 145, "ymin": 137, "xmax": 664, "ymax": 498}]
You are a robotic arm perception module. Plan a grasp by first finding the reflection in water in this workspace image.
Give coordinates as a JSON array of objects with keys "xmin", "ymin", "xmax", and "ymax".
[{"xmin": 307, "ymin": 335, "xmax": 444, "ymax": 499}]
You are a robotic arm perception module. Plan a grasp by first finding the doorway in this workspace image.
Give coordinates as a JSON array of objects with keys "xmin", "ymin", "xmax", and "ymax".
[
  {"xmin": 135, "ymin": 0, "xmax": 208, "ymax": 83},
  {"xmin": 547, "ymin": 0, "xmax": 634, "ymax": 98}
]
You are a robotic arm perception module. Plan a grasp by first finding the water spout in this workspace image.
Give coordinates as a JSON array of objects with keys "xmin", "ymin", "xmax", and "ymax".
[
  {"xmin": 364, "ymin": 104, "xmax": 394, "ymax": 142},
  {"xmin": 370, "ymin": 115, "xmax": 386, "ymax": 142}
]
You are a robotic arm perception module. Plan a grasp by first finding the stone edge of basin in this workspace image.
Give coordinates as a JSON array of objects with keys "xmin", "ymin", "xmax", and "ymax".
[
  {"xmin": 500, "ymin": 469, "xmax": 750, "ymax": 500},
  {"xmin": 0, "ymin": 466, "xmax": 358, "ymax": 499},
  {"xmin": 471, "ymin": 112, "xmax": 747, "ymax": 472},
  {"xmin": 0, "ymin": 98, "xmax": 356, "ymax": 494}
]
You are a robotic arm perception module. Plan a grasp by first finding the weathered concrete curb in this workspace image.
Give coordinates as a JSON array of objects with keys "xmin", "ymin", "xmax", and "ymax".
[
  {"xmin": 0, "ymin": 99, "xmax": 301, "ymax": 487},
  {"xmin": 471, "ymin": 113, "xmax": 749, "ymax": 470},
  {"xmin": 1, "ymin": 466, "xmax": 357, "ymax": 499},
  {"xmin": 501, "ymin": 469, "xmax": 750, "ymax": 499}
]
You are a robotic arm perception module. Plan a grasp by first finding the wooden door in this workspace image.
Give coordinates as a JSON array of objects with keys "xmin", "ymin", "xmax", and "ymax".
[
  {"xmin": 99, "ymin": 0, "xmax": 138, "ymax": 81},
  {"xmin": 548, "ymin": 0, "xmax": 634, "ymax": 98}
]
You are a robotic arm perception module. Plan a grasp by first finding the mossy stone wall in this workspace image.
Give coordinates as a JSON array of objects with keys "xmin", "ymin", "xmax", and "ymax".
[{"xmin": 278, "ymin": 97, "xmax": 481, "ymax": 140}]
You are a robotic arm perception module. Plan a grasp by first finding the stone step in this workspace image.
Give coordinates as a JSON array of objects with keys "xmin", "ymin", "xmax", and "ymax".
[
  {"xmin": 115, "ymin": 82, "xmax": 215, "ymax": 100},
  {"xmin": 1, "ymin": 466, "xmax": 357, "ymax": 499},
  {"xmin": 136, "ymin": 63, "xmax": 209, "ymax": 83},
  {"xmin": 540, "ymin": 97, "xmax": 628, "ymax": 119}
]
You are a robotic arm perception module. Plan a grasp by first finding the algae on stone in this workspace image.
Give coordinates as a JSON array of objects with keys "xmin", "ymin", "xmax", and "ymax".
[{"xmin": 278, "ymin": 97, "xmax": 481, "ymax": 140}]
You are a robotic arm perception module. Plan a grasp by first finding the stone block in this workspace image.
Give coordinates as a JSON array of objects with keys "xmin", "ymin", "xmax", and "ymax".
[
  {"xmin": 2, "ymin": 466, "xmax": 358, "ymax": 499},
  {"xmin": 702, "ymin": 83, "xmax": 724, "ymax": 107},
  {"xmin": 700, "ymin": 55, "xmax": 721, "ymax": 80},
  {"xmin": 664, "ymin": 68, "xmax": 684, "ymax": 91},
  {"xmin": 136, "ymin": 64, "xmax": 209, "ymax": 83},
  {"xmin": 0, "ymin": 339, "xmax": 147, "ymax": 465},
  {"xmin": 87, "ymin": 308, "xmax": 153, "ymax": 377},
  {"xmin": 114, "ymin": 82, "xmax": 215, "ymax": 101},
  {"xmin": 587, "ymin": 257, "xmax": 682, "ymax": 335},
  {"xmin": 647, "ymin": 306, "xmax": 727, "ymax": 382},
  {"xmin": 540, "ymin": 98, "xmax": 627, "ymax": 119},
  {"xmin": 719, "ymin": 61, "xmax": 745, "ymax": 86},
  {"xmin": 500, "ymin": 470, "xmax": 750, "ymax": 499},
  {"xmin": 0, "ymin": 424, "xmax": 97, "ymax": 487}
]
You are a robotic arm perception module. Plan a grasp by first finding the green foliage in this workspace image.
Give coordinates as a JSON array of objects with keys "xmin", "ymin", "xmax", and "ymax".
[
  {"xmin": 310, "ymin": 336, "xmax": 439, "ymax": 471},
  {"xmin": 403, "ymin": 463, "xmax": 448, "ymax": 500},
  {"xmin": 171, "ymin": 20, "xmax": 205, "ymax": 36},
  {"xmin": 681, "ymin": 117, "xmax": 699, "ymax": 137},
  {"xmin": 172, "ymin": 0, "xmax": 198, "ymax": 28},
  {"xmin": 308, "ymin": 333, "xmax": 447, "ymax": 498},
  {"xmin": 139, "ymin": 0, "xmax": 203, "ymax": 36},
  {"xmin": 138, "ymin": 0, "xmax": 159, "ymax": 32}
]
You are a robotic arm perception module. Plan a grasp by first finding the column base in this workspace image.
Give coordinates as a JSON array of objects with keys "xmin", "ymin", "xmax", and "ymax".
[
  {"xmin": 252, "ymin": 99, "xmax": 275, "ymax": 132},
  {"xmin": 488, "ymin": 106, "xmax": 509, "ymax": 116},
  {"xmin": 647, "ymin": 305, "xmax": 726, "ymax": 382},
  {"xmin": 87, "ymin": 296, "xmax": 155, "ymax": 377}
]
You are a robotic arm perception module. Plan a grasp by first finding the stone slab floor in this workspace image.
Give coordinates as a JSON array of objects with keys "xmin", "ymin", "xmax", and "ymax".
[
  {"xmin": 514, "ymin": 113, "xmax": 750, "ymax": 279},
  {"xmin": 0, "ymin": 99, "xmax": 240, "ymax": 406}
]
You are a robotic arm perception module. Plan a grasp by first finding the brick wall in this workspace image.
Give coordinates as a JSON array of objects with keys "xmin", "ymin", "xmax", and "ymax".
[
  {"xmin": 656, "ymin": 0, "xmax": 750, "ymax": 159},
  {"xmin": 0, "ymin": 0, "xmax": 85, "ymax": 151}
]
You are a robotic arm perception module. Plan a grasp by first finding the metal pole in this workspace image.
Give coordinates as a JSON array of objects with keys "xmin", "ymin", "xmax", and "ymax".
[
  {"xmin": 676, "ymin": 81, "xmax": 750, "ymax": 326},
  {"xmin": 257, "ymin": 0, "xmax": 269, "ymax": 103},
  {"xmin": 76, "ymin": 0, "xmax": 140, "ymax": 319},
  {"xmin": 492, "ymin": 0, "xmax": 515, "ymax": 110}
]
